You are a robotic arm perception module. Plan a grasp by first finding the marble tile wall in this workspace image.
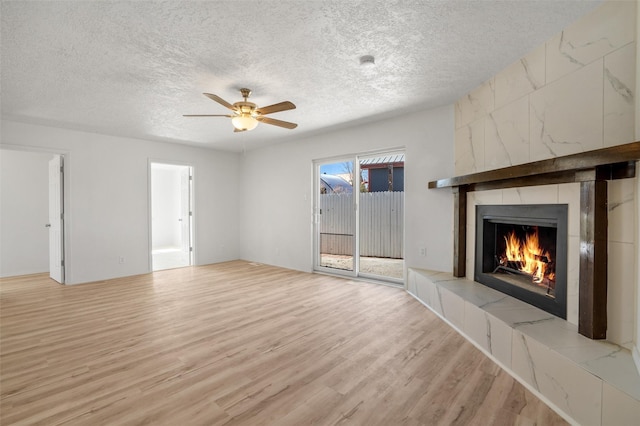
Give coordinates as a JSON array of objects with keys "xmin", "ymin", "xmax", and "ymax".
[
  {"xmin": 453, "ymin": 1, "xmax": 638, "ymax": 349},
  {"xmin": 455, "ymin": 1, "xmax": 637, "ymax": 174}
]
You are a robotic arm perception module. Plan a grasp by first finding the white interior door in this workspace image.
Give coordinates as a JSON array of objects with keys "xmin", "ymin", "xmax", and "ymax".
[
  {"xmin": 179, "ymin": 166, "xmax": 192, "ymax": 265},
  {"xmin": 48, "ymin": 155, "xmax": 64, "ymax": 283}
]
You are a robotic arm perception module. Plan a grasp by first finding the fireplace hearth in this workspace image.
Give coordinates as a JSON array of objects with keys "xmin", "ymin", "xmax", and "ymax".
[{"xmin": 475, "ymin": 204, "xmax": 568, "ymax": 319}]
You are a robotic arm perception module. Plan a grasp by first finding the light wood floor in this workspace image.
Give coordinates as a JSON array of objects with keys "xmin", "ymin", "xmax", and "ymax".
[{"xmin": 1, "ymin": 261, "xmax": 567, "ymax": 425}]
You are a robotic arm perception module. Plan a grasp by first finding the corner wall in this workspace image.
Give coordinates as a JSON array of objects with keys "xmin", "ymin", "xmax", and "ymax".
[
  {"xmin": 454, "ymin": 0, "xmax": 638, "ymax": 353},
  {"xmin": 238, "ymin": 106, "xmax": 454, "ymax": 275},
  {"xmin": 1, "ymin": 120, "xmax": 241, "ymax": 284}
]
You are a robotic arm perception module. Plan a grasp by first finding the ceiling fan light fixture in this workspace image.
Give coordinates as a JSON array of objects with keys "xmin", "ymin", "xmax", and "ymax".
[
  {"xmin": 232, "ymin": 114, "xmax": 258, "ymax": 131},
  {"xmin": 185, "ymin": 89, "xmax": 297, "ymax": 132}
]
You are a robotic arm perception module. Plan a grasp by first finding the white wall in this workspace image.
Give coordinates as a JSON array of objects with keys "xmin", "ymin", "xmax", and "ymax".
[
  {"xmin": 238, "ymin": 105, "xmax": 454, "ymax": 275},
  {"xmin": 1, "ymin": 120, "xmax": 241, "ymax": 284},
  {"xmin": 0, "ymin": 149, "xmax": 52, "ymax": 277}
]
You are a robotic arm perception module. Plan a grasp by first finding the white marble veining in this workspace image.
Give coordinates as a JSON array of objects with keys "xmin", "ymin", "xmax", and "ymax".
[
  {"xmin": 545, "ymin": 1, "xmax": 637, "ymax": 84},
  {"xmin": 455, "ymin": 79, "xmax": 495, "ymax": 129},
  {"xmin": 607, "ymin": 241, "xmax": 636, "ymax": 350},
  {"xmin": 580, "ymin": 346, "xmax": 640, "ymax": 401},
  {"xmin": 502, "ymin": 185, "xmax": 559, "ymax": 206},
  {"xmin": 484, "ymin": 97, "xmax": 530, "ymax": 169},
  {"xmin": 608, "ymin": 178, "xmax": 636, "ymax": 244},
  {"xmin": 407, "ymin": 268, "xmax": 640, "ymax": 426},
  {"xmin": 440, "ymin": 289, "xmax": 465, "ymax": 329},
  {"xmin": 604, "ymin": 42, "xmax": 637, "ymax": 147},
  {"xmin": 494, "ymin": 44, "xmax": 546, "ymax": 109},
  {"xmin": 467, "ymin": 189, "xmax": 503, "ymax": 209},
  {"xmin": 454, "ymin": 4, "xmax": 636, "ymax": 175},
  {"xmin": 529, "ymin": 59, "xmax": 604, "ymax": 162},
  {"xmin": 455, "ymin": 2, "xmax": 636, "ymax": 176},
  {"xmin": 512, "ymin": 331, "xmax": 603, "ymax": 425},
  {"xmin": 454, "ymin": 119, "xmax": 484, "ymax": 174},
  {"xmin": 558, "ymin": 183, "xmax": 581, "ymax": 238},
  {"xmin": 464, "ymin": 302, "xmax": 513, "ymax": 368}
]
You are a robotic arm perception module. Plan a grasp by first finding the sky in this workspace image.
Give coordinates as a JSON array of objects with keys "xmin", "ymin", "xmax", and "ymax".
[{"xmin": 320, "ymin": 161, "xmax": 352, "ymax": 175}]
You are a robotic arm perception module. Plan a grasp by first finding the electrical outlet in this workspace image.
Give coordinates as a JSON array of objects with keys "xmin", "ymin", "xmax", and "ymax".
[
  {"xmin": 118, "ymin": 256, "xmax": 125, "ymax": 264},
  {"xmin": 419, "ymin": 248, "xmax": 426, "ymax": 256}
]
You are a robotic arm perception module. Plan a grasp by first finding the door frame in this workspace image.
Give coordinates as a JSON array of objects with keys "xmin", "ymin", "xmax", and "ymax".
[
  {"xmin": 313, "ymin": 149, "xmax": 405, "ymax": 284},
  {"xmin": 147, "ymin": 159, "xmax": 195, "ymax": 271},
  {"xmin": 0, "ymin": 144, "xmax": 70, "ymax": 283}
]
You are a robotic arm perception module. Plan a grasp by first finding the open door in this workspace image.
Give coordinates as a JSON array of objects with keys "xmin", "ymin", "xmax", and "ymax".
[
  {"xmin": 48, "ymin": 155, "xmax": 64, "ymax": 283},
  {"xmin": 150, "ymin": 162, "xmax": 193, "ymax": 271},
  {"xmin": 180, "ymin": 166, "xmax": 192, "ymax": 261}
]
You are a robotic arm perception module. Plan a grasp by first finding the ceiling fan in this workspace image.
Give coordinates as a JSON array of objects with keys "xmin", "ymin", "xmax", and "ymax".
[{"xmin": 184, "ymin": 88, "xmax": 297, "ymax": 132}]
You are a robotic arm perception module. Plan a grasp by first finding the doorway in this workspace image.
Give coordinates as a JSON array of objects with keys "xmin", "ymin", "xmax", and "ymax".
[
  {"xmin": 0, "ymin": 148, "xmax": 65, "ymax": 283},
  {"xmin": 150, "ymin": 162, "xmax": 193, "ymax": 271},
  {"xmin": 314, "ymin": 151, "xmax": 405, "ymax": 283}
]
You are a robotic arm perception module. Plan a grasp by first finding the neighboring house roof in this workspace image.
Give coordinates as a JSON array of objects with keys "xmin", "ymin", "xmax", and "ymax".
[{"xmin": 360, "ymin": 154, "xmax": 405, "ymax": 168}]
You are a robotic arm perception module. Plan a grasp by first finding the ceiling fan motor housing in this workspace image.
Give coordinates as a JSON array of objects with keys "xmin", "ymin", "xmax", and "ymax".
[{"xmin": 234, "ymin": 101, "xmax": 258, "ymax": 117}]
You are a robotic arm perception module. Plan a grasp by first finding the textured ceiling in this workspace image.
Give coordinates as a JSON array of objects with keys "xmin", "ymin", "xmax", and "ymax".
[{"xmin": 1, "ymin": 1, "xmax": 603, "ymax": 152}]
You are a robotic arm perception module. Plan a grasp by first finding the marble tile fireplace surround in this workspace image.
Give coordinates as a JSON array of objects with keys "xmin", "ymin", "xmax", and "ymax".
[{"xmin": 411, "ymin": 143, "xmax": 640, "ymax": 425}]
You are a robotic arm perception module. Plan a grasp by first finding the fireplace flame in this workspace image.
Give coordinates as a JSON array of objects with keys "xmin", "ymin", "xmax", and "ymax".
[{"xmin": 503, "ymin": 227, "xmax": 552, "ymax": 285}]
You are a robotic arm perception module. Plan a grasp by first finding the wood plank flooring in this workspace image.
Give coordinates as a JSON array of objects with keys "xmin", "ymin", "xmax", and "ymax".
[{"xmin": 0, "ymin": 261, "xmax": 567, "ymax": 425}]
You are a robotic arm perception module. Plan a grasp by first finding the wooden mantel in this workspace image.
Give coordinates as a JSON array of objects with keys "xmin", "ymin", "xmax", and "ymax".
[{"xmin": 428, "ymin": 141, "xmax": 640, "ymax": 339}]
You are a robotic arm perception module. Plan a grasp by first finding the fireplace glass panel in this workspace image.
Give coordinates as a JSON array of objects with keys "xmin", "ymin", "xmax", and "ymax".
[{"xmin": 475, "ymin": 205, "xmax": 568, "ymax": 319}]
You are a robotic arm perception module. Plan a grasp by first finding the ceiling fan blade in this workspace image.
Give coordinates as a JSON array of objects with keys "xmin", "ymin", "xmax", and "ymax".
[
  {"xmin": 183, "ymin": 114, "xmax": 232, "ymax": 117},
  {"xmin": 256, "ymin": 101, "xmax": 296, "ymax": 115},
  {"xmin": 256, "ymin": 116, "xmax": 298, "ymax": 129},
  {"xmin": 203, "ymin": 93, "xmax": 236, "ymax": 111}
]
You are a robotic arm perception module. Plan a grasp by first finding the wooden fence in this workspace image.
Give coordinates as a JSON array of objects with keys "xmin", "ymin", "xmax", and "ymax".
[{"xmin": 319, "ymin": 192, "xmax": 404, "ymax": 258}]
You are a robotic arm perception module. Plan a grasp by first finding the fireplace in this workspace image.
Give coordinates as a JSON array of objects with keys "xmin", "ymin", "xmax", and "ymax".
[
  {"xmin": 475, "ymin": 204, "xmax": 568, "ymax": 319},
  {"xmin": 430, "ymin": 143, "xmax": 640, "ymax": 338}
]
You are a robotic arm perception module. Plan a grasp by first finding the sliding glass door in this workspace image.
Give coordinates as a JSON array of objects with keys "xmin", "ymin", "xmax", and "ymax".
[
  {"xmin": 314, "ymin": 151, "xmax": 404, "ymax": 283},
  {"xmin": 316, "ymin": 159, "xmax": 355, "ymax": 273},
  {"xmin": 358, "ymin": 153, "xmax": 404, "ymax": 281}
]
